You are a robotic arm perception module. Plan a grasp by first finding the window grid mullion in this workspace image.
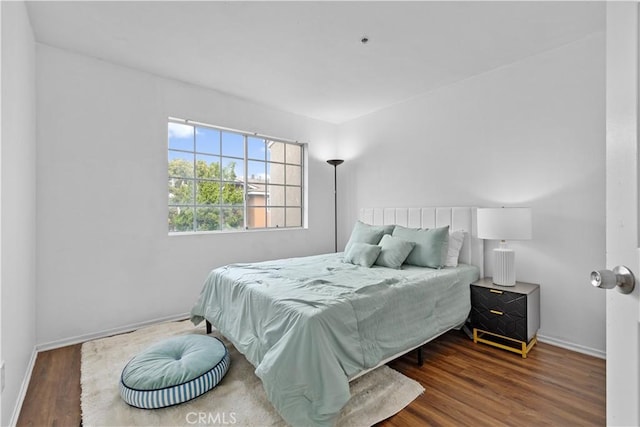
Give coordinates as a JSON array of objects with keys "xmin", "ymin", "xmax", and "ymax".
[
  {"xmin": 283, "ymin": 144, "xmax": 287, "ymax": 227},
  {"xmin": 243, "ymin": 135, "xmax": 248, "ymax": 230},
  {"xmin": 192, "ymin": 125, "xmax": 197, "ymax": 232},
  {"xmin": 300, "ymin": 147, "xmax": 304, "ymax": 228},
  {"xmin": 264, "ymin": 153, "xmax": 268, "ymax": 228},
  {"xmin": 168, "ymin": 119, "xmax": 304, "ymax": 233},
  {"xmin": 218, "ymin": 132, "xmax": 223, "ymax": 231}
]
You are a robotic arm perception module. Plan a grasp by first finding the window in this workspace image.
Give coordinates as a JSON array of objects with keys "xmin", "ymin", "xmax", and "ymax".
[{"xmin": 168, "ymin": 118, "xmax": 305, "ymax": 233}]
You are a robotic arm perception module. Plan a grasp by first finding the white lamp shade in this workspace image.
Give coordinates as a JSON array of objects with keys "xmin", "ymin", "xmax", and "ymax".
[
  {"xmin": 477, "ymin": 207, "xmax": 532, "ymax": 241},
  {"xmin": 478, "ymin": 207, "xmax": 532, "ymax": 286}
]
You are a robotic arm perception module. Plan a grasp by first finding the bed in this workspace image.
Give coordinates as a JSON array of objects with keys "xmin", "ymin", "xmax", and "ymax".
[{"xmin": 190, "ymin": 207, "xmax": 483, "ymax": 427}]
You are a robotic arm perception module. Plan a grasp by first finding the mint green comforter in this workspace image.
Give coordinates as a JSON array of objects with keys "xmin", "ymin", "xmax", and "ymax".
[{"xmin": 190, "ymin": 253, "xmax": 479, "ymax": 426}]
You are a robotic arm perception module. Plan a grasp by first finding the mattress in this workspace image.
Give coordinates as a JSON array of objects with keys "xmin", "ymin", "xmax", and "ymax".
[{"xmin": 190, "ymin": 252, "xmax": 479, "ymax": 426}]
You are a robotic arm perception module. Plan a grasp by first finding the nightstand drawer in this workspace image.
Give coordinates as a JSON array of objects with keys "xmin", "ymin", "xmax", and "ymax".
[
  {"xmin": 470, "ymin": 306, "xmax": 528, "ymax": 342},
  {"xmin": 470, "ymin": 286, "xmax": 526, "ymax": 317}
]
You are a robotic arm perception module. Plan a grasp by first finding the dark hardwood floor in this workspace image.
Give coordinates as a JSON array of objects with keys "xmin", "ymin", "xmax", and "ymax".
[
  {"xmin": 380, "ymin": 333, "xmax": 605, "ymax": 427},
  {"xmin": 17, "ymin": 329, "xmax": 605, "ymax": 426},
  {"xmin": 17, "ymin": 344, "xmax": 82, "ymax": 427}
]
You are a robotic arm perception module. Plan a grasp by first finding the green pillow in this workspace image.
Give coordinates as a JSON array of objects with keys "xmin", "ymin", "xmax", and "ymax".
[
  {"xmin": 343, "ymin": 242, "xmax": 382, "ymax": 268},
  {"xmin": 391, "ymin": 225, "xmax": 450, "ymax": 268},
  {"xmin": 344, "ymin": 221, "xmax": 393, "ymax": 253},
  {"xmin": 381, "ymin": 224, "xmax": 395, "ymax": 235},
  {"xmin": 375, "ymin": 235, "xmax": 416, "ymax": 269}
]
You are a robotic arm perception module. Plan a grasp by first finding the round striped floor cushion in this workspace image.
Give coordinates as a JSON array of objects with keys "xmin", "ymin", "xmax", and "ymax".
[{"xmin": 119, "ymin": 334, "xmax": 230, "ymax": 409}]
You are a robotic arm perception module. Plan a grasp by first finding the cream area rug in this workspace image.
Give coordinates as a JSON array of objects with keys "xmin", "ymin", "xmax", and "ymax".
[{"xmin": 81, "ymin": 319, "xmax": 424, "ymax": 426}]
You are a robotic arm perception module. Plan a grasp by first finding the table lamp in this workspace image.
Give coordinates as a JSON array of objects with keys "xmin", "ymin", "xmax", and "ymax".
[{"xmin": 477, "ymin": 207, "xmax": 532, "ymax": 286}]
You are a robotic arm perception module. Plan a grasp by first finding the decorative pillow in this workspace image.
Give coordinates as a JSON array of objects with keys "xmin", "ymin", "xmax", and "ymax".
[
  {"xmin": 445, "ymin": 230, "xmax": 466, "ymax": 267},
  {"xmin": 120, "ymin": 335, "xmax": 230, "ymax": 409},
  {"xmin": 375, "ymin": 235, "xmax": 416, "ymax": 269},
  {"xmin": 343, "ymin": 242, "xmax": 382, "ymax": 268},
  {"xmin": 344, "ymin": 221, "xmax": 393, "ymax": 253},
  {"xmin": 381, "ymin": 224, "xmax": 396, "ymax": 235},
  {"xmin": 392, "ymin": 225, "xmax": 450, "ymax": 268}
]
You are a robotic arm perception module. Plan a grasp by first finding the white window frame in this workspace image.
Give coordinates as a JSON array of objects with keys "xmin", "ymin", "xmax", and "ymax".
[{"xmin": 168, "ymin": 117, "xmax": 306, "ymax": 234}]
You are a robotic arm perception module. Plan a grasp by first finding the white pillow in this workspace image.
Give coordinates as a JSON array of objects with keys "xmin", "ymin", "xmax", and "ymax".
[{"xmin": 445, "ymin": 230, "xmax": 466, "ymax": 267}]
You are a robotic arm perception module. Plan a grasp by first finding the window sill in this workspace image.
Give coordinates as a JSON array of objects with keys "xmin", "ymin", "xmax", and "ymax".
[{"xmin": 168, "ymin": 226, "xmax": 306, "ymax": 237}]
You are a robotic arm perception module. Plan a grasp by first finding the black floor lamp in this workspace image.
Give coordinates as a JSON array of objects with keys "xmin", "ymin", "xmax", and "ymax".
[{"xmin": 327, "ymin": 159, "xmax": 344, "ymax": 253}]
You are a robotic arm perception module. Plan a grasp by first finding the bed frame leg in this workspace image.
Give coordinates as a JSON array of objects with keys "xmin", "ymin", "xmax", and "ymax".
[
  {"xmin": 417, "ymin": 346, "xmax": 423, "ymax": 366},
  {"xmin": 206, "ymin": 320, "xmax": 212, "ymax": 334}
]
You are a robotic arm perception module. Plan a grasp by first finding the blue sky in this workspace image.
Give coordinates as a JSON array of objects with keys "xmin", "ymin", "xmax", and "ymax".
[{"xmin": 168, "ymin": 122, "xmax": 269, "ymax": 180}]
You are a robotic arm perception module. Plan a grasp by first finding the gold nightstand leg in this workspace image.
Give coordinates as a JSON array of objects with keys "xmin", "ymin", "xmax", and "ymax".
[{"xmin": 473, "ymin": 329, "xmax": 538, "ymax": 358}]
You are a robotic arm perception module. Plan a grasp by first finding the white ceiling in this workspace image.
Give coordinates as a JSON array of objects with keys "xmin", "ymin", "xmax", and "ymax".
[{"xmin": 25, "ymin": 1, "xmax": 605, "ymax": 124}]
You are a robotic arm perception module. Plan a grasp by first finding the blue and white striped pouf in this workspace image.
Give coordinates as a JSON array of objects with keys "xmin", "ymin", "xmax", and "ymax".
[{"xmin": 119, "ymin": 334, "xmax": 230, "ymax": 409}]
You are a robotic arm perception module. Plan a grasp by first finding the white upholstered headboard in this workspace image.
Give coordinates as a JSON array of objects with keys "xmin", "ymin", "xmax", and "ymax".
[{"xmin": 359, "ymin": 206, "xmax": 484, "ymax": 277}]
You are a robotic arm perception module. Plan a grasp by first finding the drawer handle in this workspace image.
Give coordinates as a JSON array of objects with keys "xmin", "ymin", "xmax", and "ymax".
[
  {"xmin": 490, "ymin": 289, "xmax": 503, "ymax": 294},
  {"xmin": 490, "ymin": 310, "xmax": 504, "ymax": 316}
]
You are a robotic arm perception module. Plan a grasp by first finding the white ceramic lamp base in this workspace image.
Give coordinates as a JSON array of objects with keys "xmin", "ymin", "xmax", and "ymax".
[{"xmin": 493, "ymin": 247, "xmax": 516, "ymax": 286}]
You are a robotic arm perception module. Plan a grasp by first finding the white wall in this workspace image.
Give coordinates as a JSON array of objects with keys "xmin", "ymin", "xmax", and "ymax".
[
  {"xmin": 1, "ymin": 1, "xmax": 37, "ymax": 425},
  {"xmin": 31, "ymin": 4, "xmax": 607, "ymax": 371},
  {"xmin": 337, "ymin": 34, "xmax": 606, "ymax": 355},
  {"xmin": 35, "ymin": 45, "xmax": 338, "ymax": 347}
]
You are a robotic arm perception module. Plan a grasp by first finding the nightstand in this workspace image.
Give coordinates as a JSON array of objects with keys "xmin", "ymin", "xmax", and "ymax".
[{"xmin": 470, "ymin": 278, "xmax": 540, "ymax": 358}]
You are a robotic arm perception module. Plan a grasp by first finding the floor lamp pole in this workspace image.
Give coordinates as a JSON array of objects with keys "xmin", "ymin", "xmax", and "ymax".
[{"xmin": 326, "ymin": 159, "xmax": 344, "ymax": 253}]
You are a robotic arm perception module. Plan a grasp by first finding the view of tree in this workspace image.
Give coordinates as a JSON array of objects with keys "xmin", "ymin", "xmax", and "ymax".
[{"xmin": 168, "ymin": 158, "xmax": 244, "ymax": 231}]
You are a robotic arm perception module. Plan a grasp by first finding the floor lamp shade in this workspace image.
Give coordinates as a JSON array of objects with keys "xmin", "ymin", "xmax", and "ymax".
[{"xmin": 477, "ymin": 208, "xmax": 532, "ymax": 286}]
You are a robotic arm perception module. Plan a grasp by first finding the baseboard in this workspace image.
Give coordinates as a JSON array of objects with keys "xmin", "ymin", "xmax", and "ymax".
[
  {"xmin": 537, "ymin": 334, "xmax": 606, "ymax": 359},
  {"xmin": 11, "ymin": 314, "xmax": 191, "ymax": 425},
  {"xmin": 9, "ymin": 347, "xmax": 38, "ymax": 427},
  {"xmin": 36, "ymin": 312, "xmax": 190, "ymax": 352}
]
